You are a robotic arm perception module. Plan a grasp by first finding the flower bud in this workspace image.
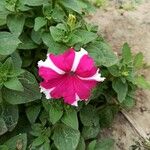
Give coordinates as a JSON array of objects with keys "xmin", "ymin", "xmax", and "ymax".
[{"xmin": 67, "ymin": 14, "xmax": 76, "ymax": 31}]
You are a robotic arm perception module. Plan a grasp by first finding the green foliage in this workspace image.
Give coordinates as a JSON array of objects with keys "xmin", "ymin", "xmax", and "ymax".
[
  {"xmin": 112, "ymin": 78, "xmax": 128, "ymax": 103},
  {"xmin": 48, "ymin": 100, "xmax": 63, "ymax": 125},
  {"xmin": 26, "ymin": 105, "xmax": 41, "ymax": 124},
  {"xmin": 86, "ymin": 41, "xmax": 118, "ymax": 67},
  {"xmin": 99, "ymin": 105, "xmax": 119, "ymax": 128},
  {"xmin": 80, "ymin": 105, "xmax": 99, "ymax": 126},
  {"xmin": 2, "ymin": 133, "xmax": 27, "ymax": 150},
  {"xmin": 7, "ymin": 14, "xmax": 25, "ymax": 37},
  {"xmin": 0, "ymin": 0, "xmax": 149, "ymax": 149},
  {"xmin": 95, "ymin": 138, "xmax": 115, "ymax": 150},
  {"xmin": 34, "ymin": 17, "xmax": 47, "ymax": 32},
  {"xmin": 0, "ymin": 32, "xmax": 21, "ymax": 55},
  {"xmin": 108, "ymin": 43, "xmax": 150, "ymax": 106},
  {"xmin": 82, "ymin": 125, "xmax": 100, "ymax": 140},
  {"xmin": 61, "ymin": 107, "xmax": 78, "ymax": 130},
  {"xmin": 52, "ymin": 124, "xmax": 80, "ymax": 150},
  {"xmin": 87, "ymin": 138, "xmax": 114, "ymax": 150},
  {"xmin": 2, "ymin": 71, "xmax": 41, "ymax": 104},
  {"xmin": 0, "ymin": 104, "xmax": 18, "ymax": 135}
]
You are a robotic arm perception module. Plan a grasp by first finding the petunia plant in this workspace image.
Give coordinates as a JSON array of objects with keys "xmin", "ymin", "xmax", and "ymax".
[{"xmin": 0, "ymin": 0, "xmax": 149, "ymax": 149}]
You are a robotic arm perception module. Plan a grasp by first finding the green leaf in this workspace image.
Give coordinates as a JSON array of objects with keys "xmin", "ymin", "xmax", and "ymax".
[
  {"xmin": 87, "ymin": 140, "xmax": 97, "ymax": 150},
  {"xmin": 31, "ymin": 30, "xmax": 42, "ymax": 45},
  {"xmin": 17, "ymin": 0, "xmax": 31, "ymax": 11},
  {"xmin": 108, "ymin": 65, "xmax": 120, "ymax": 77},
  {"xmin": 0, "ymin": 0, "xmax": 9, "ymax": 26},
  {"xmin": 0, "ymin": 58, "xmax": 13, "ymax": 84},
  {"xmin": 51, "ymin": 6, "xmax": 65, "ymax": 22},
  {"xmin": 25, "ymin": 17, "xmax": 34, "ymax": 28},
  {"xmin": 61, "ymin": 107, "xmax": 78, "ymax": 130},
  {"xmin": 82, "ymin": 125, "xmax": 100, "ymax": 140},
  {"xmin": 86, "ymin": 41, "xmax": 118, "ymax": 67},
  {"xmin": 49, "ymin": 101, "xmax": 63, "ymax": 124},
  {"xmin": 24, "ymin": 0, "xmax": 49, "ymax": 6},
  {"xmin": 2, "ymin": 104, "xmax": 19, "ymax": 131},
  {"xmin": 4, "ymin": 133, "xmax": 27, "ymax": 150},
  {"xmin": 18, "ymin": 33, "xmax": 38, "ymax": 49},
  {"xmin": 112, "ymin": 78, "xmax": 128, "ymax": 102},
  {"xmin": 42, "ymin": 32, "xmax": 67, "ymax": 54},
  {"xmin": 121, "ymin": 96, "xmax": 135, "ymax": 109},
  {"xmin": 42, "ymin": 3, "xmax": 52, "ymax": 18},
  {"xmin": 3, "ymin": 71, "xmax": 41, "ymax": 104},
  {"xmin": 99, "ymin": 105, "xmax": 119, "ymax": 128},
  {"xmin": 0, "ymin": 145, "xmax": 8, "ymax": 150},
  {"xmin": 30, "ymin": 123, "xmax": 43, "ymax": 137},
  {"xmin": 0, "ymin": 11, "xmax": 8, "ymax": 26},
  {"xmin": 60, "ymin": 0, "xmax": 83, "ymax": 14},
  {"xmin": 0, "ymin": 54, "xmax": 7, "ymax": 62},
  {"xmin": 42, "ymin": 99, "xmax": 51, "ymax": 112},
  {"xmin": 67, "ymin": 33, "xmax": 82, "ymax": 46},
  {"xmin": 50, "ymin": 26, "xmax": 65, "ymax": 42},
  {"xmin": 39, "ymin": 110, "xmax": 48, "ymax": 126},
  {"xmin": 0, "ymin": 104, "xmax": 18, "ymax": 135},
  {"xmin": 52, "ymin": 124, "xmax": 80, "ymax": 150},
  {"xmin": 0, "ymin": 90, "xmax": 2, "ymax": 103},
  {"xmin": 122, "ymin": 43, "xmax": 132, "ymax": 63},
  {"xmin": 73, "ymin": 30, "xmax": 97, "ymax": 44},
  {"xmin": 7, "ymin": 14, "xmax": 25, "ymax": 37},
  {"xmin": 95, "ymin": 138, "xmax": 115, "ymax": 150},
  {"xmin": 34, "ymin": 17, "xmax": 47, "ymax": 31},
  {"xmin": 31, "ymin": 136, "xmax": 45, "ymax": 147},
  {"xmin": 41, "ymin": 141, "xmax": 50, "ymax": 150},
  {"xmin": 9, "ymin": 68, "xmax": 25, "ymax": 78},
  {"xmin": 0, "ymin": 57, "xmax": 13, "ymax": 73},
  {"xmin": 5, "ymin": 0, "xmax": 17, "ymax": 12},
  {"xmin": 0, "ymin": 117, "xmax": 7, "ymax": 136},
  {"xmin": 133, "ymin": 52, "xmax": 144, "ymax": 69},
  {"xmin": 80, "ymin": 105, "xmax": 99, "ymax": 126},
  {"xmin": 4, "ymin": 77, "xmax": 24, "ymax": 91},
  {"xmin": 26, "ymin": 105, "xmax": 41, "ymax": 124},
  {"xmin": 134, "ymin": 76, "xmax": 150, "ymax": 89},
  {"xmin": 0, "ymin": 57, "xmax": 13, "ymax": 85},
  {"xmin": 76, "ymin": 136, "xmax": 85, "ymax": 150},
  {"xmin": 0, "ymin": 32, "xmax": 21, "ymax": 55},
  {"xmin": 11, "ymin": 52, "xmax": 22, "ymax": 68}
]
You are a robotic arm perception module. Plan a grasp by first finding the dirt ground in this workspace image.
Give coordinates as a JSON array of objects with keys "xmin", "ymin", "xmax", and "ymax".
[{"xmin": 88, "ymin": 1, "xmax": 150, "ymax": 149}]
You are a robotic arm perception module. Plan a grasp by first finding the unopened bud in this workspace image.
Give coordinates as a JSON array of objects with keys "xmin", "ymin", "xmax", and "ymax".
[{"xmin": 67, "ymin": 14, "xmax": 76, "ymax": 31}]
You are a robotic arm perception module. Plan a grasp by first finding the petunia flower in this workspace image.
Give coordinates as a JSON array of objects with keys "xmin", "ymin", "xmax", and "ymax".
[{"xmin": 38, "ymin": 48, "xmax": 105, "ymax": 106}]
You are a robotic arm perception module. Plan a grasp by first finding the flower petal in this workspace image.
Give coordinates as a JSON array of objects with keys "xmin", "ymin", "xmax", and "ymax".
[
  {"xmin": 74, "ymin": 76, "xmax": 97, "ymax": 100},
  {"xmin": 38, "ymin": 47, "xmax": 105, "ymax": 106},
  {"xmin": 50, "ymin": 75, "xmax": 76, "ymax": 105},
  {"xmin": 38, "ymin": 55, "xmax": 65, "ymax": 74},
  {"xmin": 75, "ymin": 51, "xmax": 98, "ymax": 78},
  {"xmin": 71, "ymin": 48, "xmax": 88, "ymax": 72},
  {"xmin": 50, "ymin": 48, "xmax": 75, "ymax": 72},
  {"xmin": 71, "ymin": 94, "xmax": 80, "ymax": 106},
  {"xmin": 40, "ymin": 86, "xmax": 54, "ymax": 99},
  {"xmin": 39, "ymin": 67, "xmax": 62, "ymax": 82},
  {"xmin": 78, "ymin": 69, "xmax": 106, "ymax": 82}
]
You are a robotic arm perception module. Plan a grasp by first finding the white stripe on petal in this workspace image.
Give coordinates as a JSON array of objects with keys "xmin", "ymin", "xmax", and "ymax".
[
  {"xmin": 71, "ymin": 94, "xmax": 80, "ymax": 106},
  {"xmin": 40, "ymin": 86, "xmax": 55, "ymax": 99},
  {"xmin": 71, "ymin": 48, "xmax": 88, "ymax": 72},
  {"xmin": 38, "ymin": 54, "xmax": 65, "ymax": 74},
  {"xmin": 78, "ymin": 69, "xmax": 105, "ymax": 82}
]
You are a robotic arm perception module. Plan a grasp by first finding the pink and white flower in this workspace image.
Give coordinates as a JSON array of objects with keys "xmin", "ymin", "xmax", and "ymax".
[{"xmin": 38, "ymin": 48, "xmax": 105, "ymax": 106}]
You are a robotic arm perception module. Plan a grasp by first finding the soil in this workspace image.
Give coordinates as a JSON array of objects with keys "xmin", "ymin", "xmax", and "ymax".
[{"xmin": 88, "ymin": 1, "xmax": 150, "ymax": 149}]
